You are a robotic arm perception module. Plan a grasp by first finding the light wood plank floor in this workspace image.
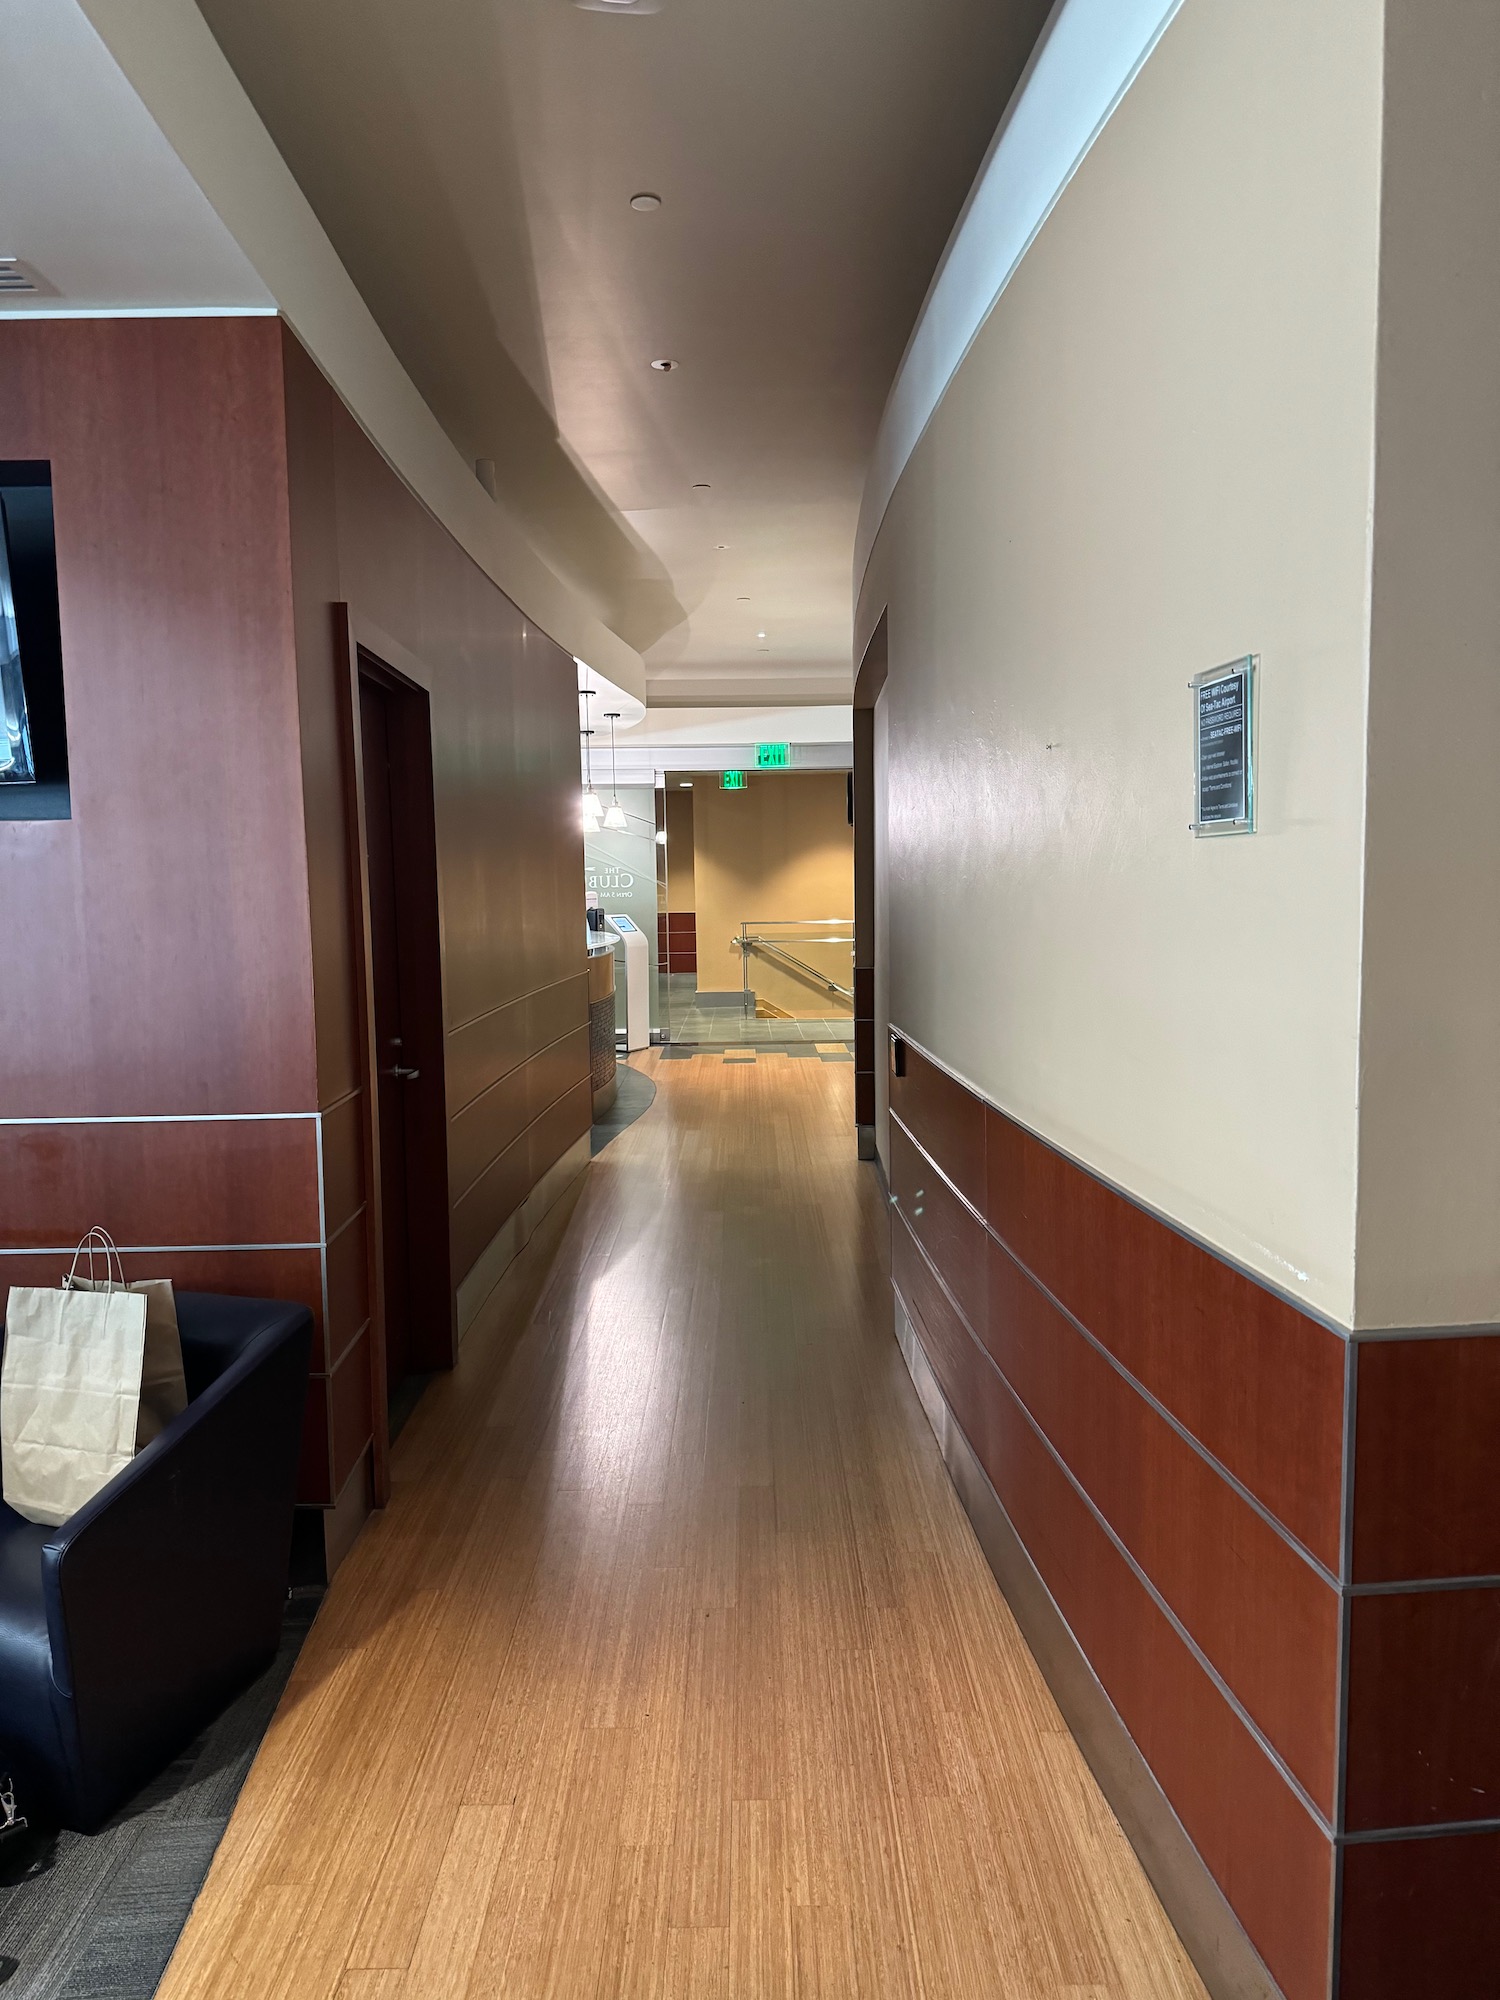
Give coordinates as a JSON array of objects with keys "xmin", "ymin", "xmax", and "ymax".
[{"xmin": 159, "ymin": 1052, "xmax": 1206, "ymax": 2000}]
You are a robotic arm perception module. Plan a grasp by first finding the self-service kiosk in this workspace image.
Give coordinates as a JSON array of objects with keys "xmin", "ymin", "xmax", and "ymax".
[{"xmin": 601, "ymin": 913, "xmax": 650, "ymax": 1052}]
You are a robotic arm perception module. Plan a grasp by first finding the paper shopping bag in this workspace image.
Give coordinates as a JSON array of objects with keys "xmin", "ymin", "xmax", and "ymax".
[
  {"xmin": 2, "ymin": 1238, "xmax": 149, "ymax": 1526},
  {"xmin": 66, "ymin": 1276, "xmax": 186, "ymax": 1446}
]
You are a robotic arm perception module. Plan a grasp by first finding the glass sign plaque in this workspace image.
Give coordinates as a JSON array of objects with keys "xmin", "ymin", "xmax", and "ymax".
[{"xmin": 1191, "ymin": 657, "xmax": 1256, "ymax": 835}]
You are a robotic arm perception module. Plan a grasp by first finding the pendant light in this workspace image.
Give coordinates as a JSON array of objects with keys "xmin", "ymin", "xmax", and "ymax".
[
  {"xmin": 602, "ymin": 710, "xmax": 628, "ymax": 830},
  {"xmin": 579, "ymin": 682, "xmax": 603, "ymax": 829}
]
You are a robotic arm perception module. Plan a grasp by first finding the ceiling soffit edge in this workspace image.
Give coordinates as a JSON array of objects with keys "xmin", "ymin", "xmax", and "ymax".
[
  {"xmin": 72, "ymin": 0, "xmax": 647, "ymax": 705},
  {"xmin": 853, "ymin": 0, "xmax": 1186, "ymax": 601}
]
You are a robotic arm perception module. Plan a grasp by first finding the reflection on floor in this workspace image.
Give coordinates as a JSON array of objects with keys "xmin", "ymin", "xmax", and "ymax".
[
  {"xmin": 665, "ymin": 1004, "xmax": 854, "ymax": 1046},
  {"xmin": 662, "ymin": 970, "xmax": 854, "ymax": 1046},
  {"xmin": 660, "ymin": 1044, "xmax": 854, "ymax": 1065},
  {"xmin": 590, "ymin": 1058, "xmax": 657, "ymax": 1154},
  {"xmin": 155, "ymin": 1055, "xmax": 1205, "ymax": 2000},
  {"xmin": 666, "ymin": 1014, "xmax": 855, "ymax": 1045}
]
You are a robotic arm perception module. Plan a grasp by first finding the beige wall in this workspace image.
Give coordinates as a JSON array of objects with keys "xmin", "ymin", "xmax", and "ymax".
[
  {"xmin": 694, "ymin": 772, "xmax": 854, "ymax": 1014},
  {"xmin": 858, "ymin": 0, "xmax": 1387, "ymax": 1324}
]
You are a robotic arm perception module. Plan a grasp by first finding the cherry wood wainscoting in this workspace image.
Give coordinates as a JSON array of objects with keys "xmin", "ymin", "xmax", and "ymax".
[
  {"xmin": 657, "ymin": 910, "xmax": 697, "ymax": 975},
  {"xmin": 0, "ymin": 318, "xmax": 591, "ymax": 1560},
  {"xmin": 886, "ymin": 1034, "xmax": 1500, "ymax": 2000}
]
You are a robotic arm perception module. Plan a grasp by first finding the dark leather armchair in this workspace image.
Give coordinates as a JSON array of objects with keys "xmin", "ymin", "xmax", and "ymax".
[{"xmin": 0, "ymin": 1292, "xmax": 312, "ymax": 1831}]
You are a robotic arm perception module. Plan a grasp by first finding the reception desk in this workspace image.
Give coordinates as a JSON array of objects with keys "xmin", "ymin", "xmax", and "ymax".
[{"xmin": 588, "ymin": 941, "xmax": 617, "ymax": 1116}]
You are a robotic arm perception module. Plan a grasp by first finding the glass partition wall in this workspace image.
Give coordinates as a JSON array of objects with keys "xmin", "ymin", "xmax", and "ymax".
[
  {"xmin": 583, "ymin": 784, "xmax": 660, "ymax": 1042},
  {"xmin": 656, "ymin": 769, "xmax": 855, "ymax": 1049}
]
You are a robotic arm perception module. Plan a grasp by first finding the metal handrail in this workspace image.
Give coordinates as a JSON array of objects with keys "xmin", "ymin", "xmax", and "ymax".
[
  {"xmin": 735, "ymin": 920, "xmax": 854, "ymax": 1011},
  {"xmin": 738, "ymin": 917, "xmax": 852, "ymax": 929}
]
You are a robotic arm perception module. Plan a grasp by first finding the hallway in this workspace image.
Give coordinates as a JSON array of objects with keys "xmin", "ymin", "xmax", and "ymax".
[{"xmin": 157, "ymin": 1056, "xmax": 1201, "ymax": 2000}]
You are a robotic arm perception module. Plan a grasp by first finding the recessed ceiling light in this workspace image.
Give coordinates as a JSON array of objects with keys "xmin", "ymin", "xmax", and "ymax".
[
  {"xmin": 757, "ymin": 631, "xmax": 767, "ymax": 640},
  {"xmin": 716, "ymin": 543, "xmax": 729, "ymax": 550},
  {"xmin": 692, "ymin": 481, "xmax": 711, "ymax": 491},
  {"xmin": 630, "ymin": 192, "xmax": 662, "ymax": 211},
  {"xmin": 679, "ymin": 781, "xmax": 693, "ymax": 788},
  {"xmin": 650, "ymin": 358, "xmax": 677, "ymax": 372},
  {"xmin": 737, "ymin": 594, "xmax": 749, "ymax": 601}
]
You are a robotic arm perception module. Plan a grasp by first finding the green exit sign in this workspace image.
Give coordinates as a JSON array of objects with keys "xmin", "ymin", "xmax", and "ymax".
[
  {"xmin": 721, "ymin": 770, "xmax": 748, "ymax": 790},
  {"xmin": 756, "ymin": 742, "xmax": 791, "ymax": 769}
]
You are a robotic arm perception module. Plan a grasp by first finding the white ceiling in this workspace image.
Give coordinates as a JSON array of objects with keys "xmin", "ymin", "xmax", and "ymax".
[
  {"xmin": 0, "ymin": 0, "xmax": 270, "ymax": 313},
  {"xmin": 190, "ymin": 0, "xmax": 1054, "ymax": 703}
]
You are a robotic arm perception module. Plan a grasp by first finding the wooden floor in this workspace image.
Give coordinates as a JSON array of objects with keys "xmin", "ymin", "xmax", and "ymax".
[{"xmin": 160, "ymin": 1053, "xmax": 1206, "ymax": 2000}]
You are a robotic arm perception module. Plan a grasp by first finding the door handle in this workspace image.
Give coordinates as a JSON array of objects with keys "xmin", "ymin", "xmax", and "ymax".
[{"xmin": 388, "ymin": 1065, "xmax": 420, "ymax": 1081}]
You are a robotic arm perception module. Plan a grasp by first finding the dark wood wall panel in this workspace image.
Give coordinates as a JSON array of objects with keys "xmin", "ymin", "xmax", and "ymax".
[
  {"xmin": 887, "ymin": 1154, "xmax": 1340, "ymax": 1813},
  {"xmin": 318, "ymin": 1093, "xmax": 366, "ymax": 1239},
  {"xmin": 445, "ymin": 978, "xmax": 590, "ymax": 1121},
  {"xmin": 448, "ymin": 1066, "xmax": 531, "ymax": 1206},
  {"xmin": 1337, "ymin": 1832, "xmax": 1500, "ymax": 2000},
  {"xmin": 3, "ymin": 317, "xmax": 591, "ymax": 1532},
  {"xmin": 297, "ymin": 1375, "xmax": 335, "ymax": 1505},
  {"xmin": 324, "ymin": 1212, "xmax": 370, "ymax": 1374},
  {"xmin": 281, "ymin": 330, "xmax": 590, "ymax": 1355},
  {"xmin": 886, "ymin": 1032, "xmax": 1500, "ymax": 1994},
  {"xmin": 308, "ymin": 391, "xmax": 582, "ymax": 1021},
  {"xmin": 530, "ymin": 1081, "xmax": 591, "ymax": 1185},
  {"xmin": 1352, "ymin": 1336, "xmax": 1500, "ymax": 1582},
  {"xmin": 448, "ymin": 1028, "xmax": 591, "ymax": 1210},
  {"xmin": 889, "ymin": 1107, "xmax": 1341, "ymax": 1810},
  {"xmin": 330, "ymin": 1327, "xmax": 374, "ymax": 1495},
  {"xmin": 0, "ymin": 319, "xmax": 318, "ymax": 1121},
  {"xmin": 891, "ymin": 1041, "xmax": 1346, "ymax": 1579},
  {"xmin": 0, "ymin": 1117, "xmax": 319, "ymax": 1250},
  {"xmin": 0, "ymin": 1246, "xmax": 322, "ymax": 1327},
  {"xmin": 983, "ymin": 1100, "xmax": 1346, "ymax": 1572},
  {"xmin": 527, "ymin": 1027, "xmax": 591, "ymax": 1130},
  {"xmin": 888, "ymin": 1120, "xmax": 989, "ymax": 1332},
  {"xmin": 890, "ymin": 1219, "xmax": 1334, "ymax": 2000},
  {"xmin": 986, "ymin": 1229, "xmax": 1338, "ymax": 1811},
  {"xmin": 1344, "ymin": 1589, "xmax": 1500, "ymax": 1830},
  {"xmin": 450, "ymin": 1132, "xmax": 531, "ymax": 1282},
  {"xmin": 445, "ymin": 996, "xmax": 532, "ymax": 1119},
  {"xmin": 280, "ymin": 331, "xmax": 361, "ymax": 1119},
  {"xmin": 525, "ymin": 976, "xmax": 588, "ymax": 1062},
  {"xmin": 889, "ymin": 1043, "xmax": 986, "ymax": 1209}
]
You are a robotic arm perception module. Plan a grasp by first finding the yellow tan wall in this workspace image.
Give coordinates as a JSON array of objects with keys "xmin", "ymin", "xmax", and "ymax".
[{"xmin": 693, "ymin": 772, "xmax": 854, "ymax": 1015}]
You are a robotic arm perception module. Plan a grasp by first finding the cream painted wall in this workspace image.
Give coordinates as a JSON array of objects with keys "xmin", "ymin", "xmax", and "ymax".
[
  {"xmin": 694, "ymin": 773, "xmax": 855, "ymax": 1014},
  {"xmin": 1353, "ymin": 0, "xmax": 1500, "ymax": 1327},
  {"xmin": 858, "ymin": 0, "xmax": 1387, "ymax": 1324}
]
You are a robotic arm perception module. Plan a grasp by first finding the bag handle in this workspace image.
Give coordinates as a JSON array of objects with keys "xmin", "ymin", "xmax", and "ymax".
[{"xmin": 65, "ymin": 1227, "xmax": 126, "ymax": 1293}]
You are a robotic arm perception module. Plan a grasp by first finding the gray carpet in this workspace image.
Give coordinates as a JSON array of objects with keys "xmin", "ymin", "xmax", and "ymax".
[
  {"xmin": 591, "ymin": 1060, "xmax": 657, "ymax": 1153},
  {"xmin": 0, "ymin": 1591, "xmax": 319, "ymax": 1999}
]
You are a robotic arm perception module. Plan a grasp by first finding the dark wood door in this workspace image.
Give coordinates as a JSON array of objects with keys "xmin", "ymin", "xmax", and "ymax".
[{"xmin": 359, "ymin": 674, "xmax": 415, "ymax": 1396}]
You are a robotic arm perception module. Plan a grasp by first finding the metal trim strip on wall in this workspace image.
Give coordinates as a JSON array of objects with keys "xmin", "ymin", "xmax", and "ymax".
[
  {"xmin": 893, "ymin": 1291, "xmax": 1285, "ymax": 2000},
  {"xmin": 893, "ymin": 1212, "xmax": 1334, "ymax": 1839}
]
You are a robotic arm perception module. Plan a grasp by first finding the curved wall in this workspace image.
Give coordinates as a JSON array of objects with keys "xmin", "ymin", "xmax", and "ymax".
[
  {"xmin": 860, "ymin": 0, "xmax": 1385, "ymax": 1324},
  {"xmin": 861, "ymin": 3, "xmax": 1500, "ymax": 1993}
]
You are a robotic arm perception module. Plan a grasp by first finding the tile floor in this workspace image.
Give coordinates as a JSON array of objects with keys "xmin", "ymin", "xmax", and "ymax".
[{"xmin": 661, "ymin": 982, "xmax": 854, "ymax": 1049}]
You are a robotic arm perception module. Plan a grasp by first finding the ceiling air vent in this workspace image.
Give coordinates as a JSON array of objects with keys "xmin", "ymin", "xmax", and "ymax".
[{"xmin": 0, "ymin": 259, "xmax": 55, "ymax": 297}]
